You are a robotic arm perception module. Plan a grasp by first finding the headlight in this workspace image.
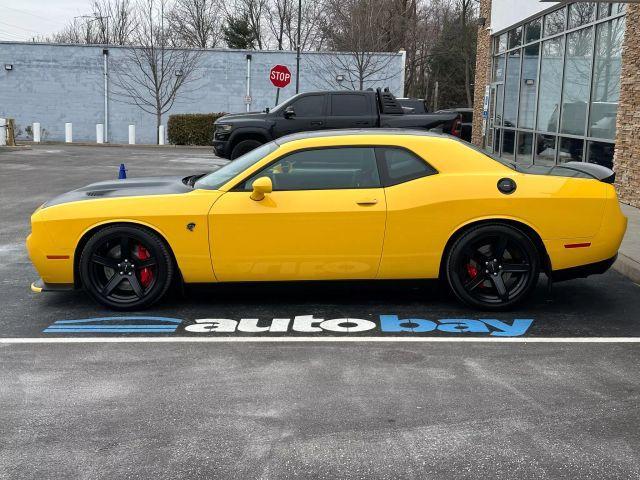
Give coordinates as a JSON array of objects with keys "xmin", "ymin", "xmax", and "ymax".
[{"xmin": 216, "ymin": 124, "xmax": 233, "ymax": 133}]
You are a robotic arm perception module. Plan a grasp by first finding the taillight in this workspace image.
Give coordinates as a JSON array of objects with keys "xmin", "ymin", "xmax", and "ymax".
[{"xmin": 451, "ymin": 117, "xmax": 462, "ymax": 137}]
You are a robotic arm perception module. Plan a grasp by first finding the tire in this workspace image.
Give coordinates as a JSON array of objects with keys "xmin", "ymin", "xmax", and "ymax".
[
  {"xmin": 445, "ymin": 224, "xmax": 540, "ymax": 311},
  {"xmin": 79, "ymin": 224, "xmax": 174, "ymax": 310},
  {"xmin": 230, "ymin": 139, "xmax": 263, "ymax": 160}
]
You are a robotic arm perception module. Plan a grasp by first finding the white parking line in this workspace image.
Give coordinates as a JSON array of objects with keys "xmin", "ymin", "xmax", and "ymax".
[{"xmin": 1, "ymin": 337, "xmax": 640, "ymax": 344}]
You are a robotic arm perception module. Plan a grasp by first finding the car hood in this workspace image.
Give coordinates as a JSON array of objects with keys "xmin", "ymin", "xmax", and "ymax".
[
  {"xmin": 216, "ymin": 112, "xmax": 268, "ymax": 122},
  {"xmin": 43, "ymin": 176, "xmax": 193, "ymax": 208}
]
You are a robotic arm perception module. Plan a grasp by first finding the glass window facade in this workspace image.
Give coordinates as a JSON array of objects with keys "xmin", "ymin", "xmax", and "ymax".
[{"xmin": 488, "ymin": 3, "xmax": 626, "ymax": 169}]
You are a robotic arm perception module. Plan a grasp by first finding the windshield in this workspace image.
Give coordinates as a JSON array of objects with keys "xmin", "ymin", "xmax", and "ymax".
[
  {"xmin": 195, "ymin": 142, "xmax": 279, "ymax": 189},
  {"xmin": 269, "ymin": 93, "xmax": 303, "ymax": 113}
]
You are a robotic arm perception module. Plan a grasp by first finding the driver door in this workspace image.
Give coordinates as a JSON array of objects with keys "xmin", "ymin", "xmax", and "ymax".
[
  {"xmin": 273, "ymin": 93, "xmax": 327, "ymax": 138},
  {"xmin": 209, "ymin": 146, "xmax": 386, "ymax": 281}
]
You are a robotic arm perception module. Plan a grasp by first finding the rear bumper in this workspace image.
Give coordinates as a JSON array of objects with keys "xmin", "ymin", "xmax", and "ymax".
[
  {"xmin": 550, "ymin": 254, "xmax": 617, "ymax": 282},
  {"xmin": 31, "ymin": 278, "xmax": 74, "ymax": 293}
]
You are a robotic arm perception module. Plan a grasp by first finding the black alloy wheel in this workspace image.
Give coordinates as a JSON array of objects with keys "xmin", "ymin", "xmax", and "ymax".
[
  {"xmin": 79, "ymin": 225, "xmax": 174, "ymax": 310},
  {"xmin": 446, "ymin": 224, "xmax": 540, "ymax": 310}
]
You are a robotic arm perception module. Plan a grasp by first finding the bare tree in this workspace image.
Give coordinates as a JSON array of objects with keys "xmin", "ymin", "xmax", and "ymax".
[
  {"xmin": 167, "ymin": 0, "xmax": 223, "ymax": 48},
  {"xmin": 266, "ymin": 0, "xmax": 294, "ymax": 49},
  {"xmin": 287, "ymin": 0, "xmax": 327, "ymax": 51},
  {"xmin": 48, "ymin": 16, "xmax": 100, "ymax": 44},
  {"xmin": 92, "ymin": 0, "xmax": 137, "ymax": 45},
  {"xmin": 458, "ymin": 0, "xmax": 478, "ymax": 107},
  {"xmin": 313, "ymin": 0, "xmax": 400, "ymax": 90},
  {"xmin": 44, "ymin": 0, "xmax": 136, "ymax": 45},
  {"xmin": 111, "ymin": 0, "xmax": 203, "ymax": 140}
]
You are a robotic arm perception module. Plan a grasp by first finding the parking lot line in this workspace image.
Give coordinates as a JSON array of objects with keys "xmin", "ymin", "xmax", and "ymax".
[{"xmin": 1, "ymin": 337, "xmax": 640, "ymax": 344}]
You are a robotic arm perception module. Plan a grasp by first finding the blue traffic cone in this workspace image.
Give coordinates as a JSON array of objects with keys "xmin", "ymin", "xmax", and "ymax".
[{"xmin": 118, "ymin": 163, "xmax": 127, "ymax": 179}]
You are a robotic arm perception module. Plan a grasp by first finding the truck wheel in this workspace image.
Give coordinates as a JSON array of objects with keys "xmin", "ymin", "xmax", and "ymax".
[{"xmin": 231, "ymin": 139, "xmax": 262, "ymax": 160}]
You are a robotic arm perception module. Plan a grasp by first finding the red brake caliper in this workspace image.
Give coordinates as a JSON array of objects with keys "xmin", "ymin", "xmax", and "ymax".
[
  {"xmin": 466, "ymin": 263, "xmax": 478, "ymax": 279},
  {"xmin": 137, "ymin": 244, "xmax": 153, "ymax": 288}
]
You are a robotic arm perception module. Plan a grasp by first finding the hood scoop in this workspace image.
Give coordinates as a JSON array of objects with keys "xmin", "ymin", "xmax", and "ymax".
[{"xmin": 86, "ymin": 189, "xmax": 116, "ymax": 197}]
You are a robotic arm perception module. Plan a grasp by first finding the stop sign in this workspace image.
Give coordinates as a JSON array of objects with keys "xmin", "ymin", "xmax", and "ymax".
[{"xmin": 270, "ymin": 65, "xmax": 292, "ymax": 88}]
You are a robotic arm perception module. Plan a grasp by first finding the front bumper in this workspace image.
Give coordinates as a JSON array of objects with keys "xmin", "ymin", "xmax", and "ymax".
[
  {"xmin": 213, "ymin": 140, "xmax": 230, "ymax": 158},
  {"xmin": 31, "ymin": 278, "xmax": 75, "ymax": 293}
]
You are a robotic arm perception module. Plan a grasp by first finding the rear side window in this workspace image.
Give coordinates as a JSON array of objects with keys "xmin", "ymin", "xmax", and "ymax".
[
  {"xmin": 291, "ymin": 95, "xmax": 324, "ymax": 117},
  {"xmin": 377, "ymin": 147, "xmax": 437, "ymax": 186},
  {"xmin": 331, "ymin": 94, "xmax": 370, "ymax": 116}
]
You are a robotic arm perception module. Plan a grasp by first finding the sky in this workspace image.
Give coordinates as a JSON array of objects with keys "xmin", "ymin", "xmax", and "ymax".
[{"xmin": 0, "ymin": 1, "xmax": 92, "ymax": 41}]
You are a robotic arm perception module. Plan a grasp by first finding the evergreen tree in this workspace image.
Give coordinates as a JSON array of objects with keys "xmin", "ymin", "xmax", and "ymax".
[{"xmin": 222, "ymin": 14, "xmax": 257, "ymax": 49}]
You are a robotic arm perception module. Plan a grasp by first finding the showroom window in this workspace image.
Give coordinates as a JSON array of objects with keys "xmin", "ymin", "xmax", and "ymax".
[{"xmin": 488, "ymin": 2, "xmax": 626, "ymax": 168}]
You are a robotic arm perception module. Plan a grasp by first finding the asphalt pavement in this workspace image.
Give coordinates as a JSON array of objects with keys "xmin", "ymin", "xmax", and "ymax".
[{"xmin": 1, "ymin": 145, "xmax": 639, "ymax": 479}]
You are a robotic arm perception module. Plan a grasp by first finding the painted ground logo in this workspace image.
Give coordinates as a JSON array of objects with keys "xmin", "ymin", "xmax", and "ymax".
[
  {"xmin": 43, "ymin": 317, "xmax": 182, "ymax": 334},
  {"xmin": 185, "ymin": 316, "xmax": 533, "ymax": 337},
  {"xmin": 44, "ymin": 315, "xmax": 534, "ymax": 337}
]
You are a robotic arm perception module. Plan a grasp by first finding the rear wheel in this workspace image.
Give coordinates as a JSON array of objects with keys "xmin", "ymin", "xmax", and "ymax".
[
  {"xmin": 79, "ymin": 225, "xmax": 174, "ymax": 310},
  {"xmin": 445, "ymin": 224, "xmax": 539, "ymax": 310},
  {"xmin": 230, "ymin": 139, "xmax": 262, "ymax": 159}
]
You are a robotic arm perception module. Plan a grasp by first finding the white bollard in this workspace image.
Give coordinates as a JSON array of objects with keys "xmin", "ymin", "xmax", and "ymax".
[
  {"xmin": 96, "ymin": 124, "xmax": 104, "ymax": 144},
  {"xmin": 0, "ymin": 118, "xmax": 6, "ymax": 146},
  {"xmin": 128, "ymin": 125, "xmax": 136, "ymax": 145},
  {"xmin": 65, "ymin": 122, "xmax": 73, "ymax": 143},
  {"xmin": 158, "ymin": 125, "xmax": 165, "ymax": 145},
  {"xmin": 33, "ymin": 122, "xmax": 41, "ymax": 143}
]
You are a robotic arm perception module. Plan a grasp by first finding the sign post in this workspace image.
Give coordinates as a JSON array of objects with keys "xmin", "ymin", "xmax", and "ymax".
[{"xmin": 270, "ymin": 65, "xmax": 292, "ymax": 106}]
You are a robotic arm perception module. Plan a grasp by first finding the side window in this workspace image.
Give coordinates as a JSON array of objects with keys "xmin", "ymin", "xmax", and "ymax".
[
  {"xmin": 242, "ymin": 147, "xmax": 380, "ymax": 191},
  {"xmin": 331, "ymin": 94, "xmax": 370, "ymax": 116},
  {"xmin": 377, "ymin": 147, "xmax": 437, "ymax": 186},
  {"xmin": 290, "ymin": 95, "xmax": 324, "ymax": 117}
]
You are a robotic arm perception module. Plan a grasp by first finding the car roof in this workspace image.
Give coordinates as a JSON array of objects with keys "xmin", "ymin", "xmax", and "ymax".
[{"xmin": 275, "ymin": 128, "xmax": 452, "ymax": 146}]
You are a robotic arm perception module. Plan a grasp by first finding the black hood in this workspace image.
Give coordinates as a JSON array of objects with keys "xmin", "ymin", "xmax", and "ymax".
[
  {"xmin": 217, "ymin": 112, "xmax": 268, "ymax": 122},
  {"xmin": 43, "ymin": 176, "xmax": 193, "ymax": 208}
]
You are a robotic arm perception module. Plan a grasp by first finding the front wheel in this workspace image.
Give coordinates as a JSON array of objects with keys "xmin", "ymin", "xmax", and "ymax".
[
  {"xmin": 230, "ymin": 139, "xmax": 263, "ymax": 160},
  {"xmin": 445, "ymin": 224, "xmax": 540, "ymax": 310},
  {"xmin": 79, "ymin": 225, "xmax": 174, "ymax": 310}
]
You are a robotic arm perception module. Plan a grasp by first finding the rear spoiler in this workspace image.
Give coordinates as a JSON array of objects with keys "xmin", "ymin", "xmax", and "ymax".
[
  {"xmin": 515, "ymin": 161, "xmax": 615, "ymax": 184},
  {"xmin": 560, "ymin": 161, "xmax": 615, "ymax": 184}
]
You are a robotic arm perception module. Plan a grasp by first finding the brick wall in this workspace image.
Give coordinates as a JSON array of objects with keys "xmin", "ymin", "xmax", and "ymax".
[
  {"xmin": 471, "ymin": 0, "xmax": 492, "ymax": 147},
  {"xmin": 614, "ymin": 5, "xmax": 640, "ymax": 207}
]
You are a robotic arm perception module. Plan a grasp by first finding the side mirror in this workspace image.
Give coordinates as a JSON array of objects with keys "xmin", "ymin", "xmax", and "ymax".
[
  {"xmin": 250, "ymin": 176, "xmax": 273, "ymax": 201},
  {"xmin": 284, "ymin": 106, "xmax": 295, "ymax": 119}
]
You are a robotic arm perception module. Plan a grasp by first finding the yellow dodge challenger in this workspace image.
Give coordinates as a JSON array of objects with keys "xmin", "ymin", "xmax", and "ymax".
[{"xmin": 27, "ymin": 130, "xmax": 627, "ymax": 310}]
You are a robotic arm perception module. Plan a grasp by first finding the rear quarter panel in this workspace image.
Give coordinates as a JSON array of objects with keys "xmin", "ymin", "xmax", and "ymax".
[{"xmin": 378, "ymin": 138, "xmax": 608, "ymax": 278}]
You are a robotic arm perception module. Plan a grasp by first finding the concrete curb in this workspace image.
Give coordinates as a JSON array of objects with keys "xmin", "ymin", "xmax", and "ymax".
[
  {"xmin": 0, "ymin": 145, "xmax": 32, "ymax": 151},
  {"xmin": 613, "ymin": 253, "xmax": 640, "ymax": 285},
  {"xmin": 18, "ymin": 141, "xmax": 213, "ymax": 150}
]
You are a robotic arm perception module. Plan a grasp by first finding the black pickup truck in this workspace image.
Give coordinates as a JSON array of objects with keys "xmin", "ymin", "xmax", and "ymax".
[{"xmin": 213, "ymin": 89, "xmax": 462, "ymax": 159}]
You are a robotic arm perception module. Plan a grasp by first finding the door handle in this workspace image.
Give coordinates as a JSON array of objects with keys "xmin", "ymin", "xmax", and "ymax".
[
  {"xmin": 310, "ymin": 121, "xmax": 324, "ymax": 126},
  {"xmin": 357, "ymin": 199, "xmax": 378, "ymax": 206}
]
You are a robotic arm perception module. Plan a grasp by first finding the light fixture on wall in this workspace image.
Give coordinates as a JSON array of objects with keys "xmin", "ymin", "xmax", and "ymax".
[
  {"xmin": 336, "ymin": 74, "xmax": 344, "ymax": 83},
  {"xmin": 477, "ymin": 17, "xmax": 486, "ymax": 27},
  {"xmin": 4, "ymin": 64, "xmax": 13, "ymax": 71},
  {"xmin": 525, "ymin": 79, "xmax": 535, "ymax": 86}
]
